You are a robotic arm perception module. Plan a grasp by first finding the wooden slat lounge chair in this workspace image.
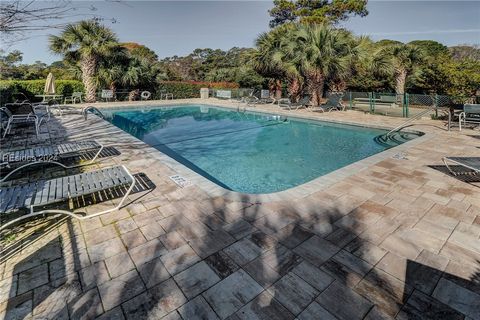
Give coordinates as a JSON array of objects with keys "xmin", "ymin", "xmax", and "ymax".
[
  {"xmin": 0, "ymin": 140, "xmax": 105, "ymax": 182},
  {"xmin": 0, "ymin": 165, "xmax": 136, "ymax": 231},
  {"xmin": 443, "ymin": 157, "xmax": 480, "ymax": 176}
]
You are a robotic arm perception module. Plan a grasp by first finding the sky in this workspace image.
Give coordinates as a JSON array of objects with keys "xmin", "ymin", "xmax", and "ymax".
[{"xmin": 4, "ymin": 1, "xmax": 480, "ymax": 64}]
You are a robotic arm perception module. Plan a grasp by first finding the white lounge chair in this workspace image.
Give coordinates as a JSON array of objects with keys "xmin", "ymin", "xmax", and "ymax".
[{"xmin": 64, "ymin": 92, "xmax": 83, "ymax": 104}]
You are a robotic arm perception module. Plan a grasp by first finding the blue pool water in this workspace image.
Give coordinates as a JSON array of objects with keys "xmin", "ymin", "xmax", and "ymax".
[{"xmin": 103, "ymin": 105, "xmax": 420, "ymax": 194}]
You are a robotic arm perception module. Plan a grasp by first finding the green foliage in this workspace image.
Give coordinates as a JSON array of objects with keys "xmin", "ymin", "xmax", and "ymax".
[
  {"xmin": 269, "ymin": 0, "xmax": 368, "ymax": 27},
  {"xmin": 95, "ymin": 42, "xmax": 162, "ymax": 94},
  {"xmin": 158, "ymin": 81, "xmax": 239, "ymax": 99},
  {"xmin": 440, "ymin": 59, "xmax": 480, "ymax": 97},
  {"xmin": 0, "ymin": 49, "xmax": 78, "ymax": 81},
  {"xmin": 159, "ymin": 47, "xmax": 262, "ymax": 84},
  {"xmin": 0, "ymin": 79, "xmax": 83, "ymax": 104},
  {"xmin": 205, "ymin": 66, "xmax": 264, "ymax": 88},
  {"xmin": 375, "ymin": 39, "xmax": 403, "ymax": 48},
  {"xmin": 253, "ymin": 23, "xmax": 361, "ymax": 102},
  {"xmin": 408, "ymin": 40, "xmax": 449, "ymax": 57},
  {"xmin": 49, "ymin": 20, "xmax": 120, "ymax": 102}
]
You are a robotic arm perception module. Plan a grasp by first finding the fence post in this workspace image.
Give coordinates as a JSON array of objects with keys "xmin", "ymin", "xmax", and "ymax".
[
  {"xmin": 369, "ymin": 92, "xmax": 374, "ymax": 113},
  {"xmin": 434, "ymin": 94, "xmax": 439, "ymax": 118},
  {"xmin": 349, "ymin": 91, "xmax": 353, "ymax": 110},
  {"xmin": 404, "ymin": 93, "xmax": 409, "ymax": 118}
]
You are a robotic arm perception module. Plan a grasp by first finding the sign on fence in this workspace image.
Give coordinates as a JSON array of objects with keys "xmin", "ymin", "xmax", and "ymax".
[
  {"xmin": 101, "ymin": 90, "xmax": 114, "ymax": 100},
  {"xmin": 216, "ymin": 90, "xmax": 232, "ymax": 99},
  {"xmin": 261, "ymin": 90, "xmax": 270, "ymax": 99}
]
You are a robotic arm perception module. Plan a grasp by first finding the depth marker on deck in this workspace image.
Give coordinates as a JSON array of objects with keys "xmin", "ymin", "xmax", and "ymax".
[{"xmin": 169, "ymin": 175, "xmax": 192, "ymax": 188}]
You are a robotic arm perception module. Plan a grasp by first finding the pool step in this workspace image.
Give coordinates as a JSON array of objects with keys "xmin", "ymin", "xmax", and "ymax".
[{"xmin": 374, "ymin": 131, "xmax": 418, "ymax": 148}]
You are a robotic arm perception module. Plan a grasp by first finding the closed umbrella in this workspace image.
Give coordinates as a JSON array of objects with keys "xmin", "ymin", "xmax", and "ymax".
[{"xmin": 44, "ymin": 73, "xmax": 56, "ymax": 95}]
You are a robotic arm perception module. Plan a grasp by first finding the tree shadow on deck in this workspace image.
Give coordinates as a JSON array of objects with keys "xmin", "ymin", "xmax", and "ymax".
[{"xmin": 2, "ymin": 112, "xmax": 480, "ymax": 319}]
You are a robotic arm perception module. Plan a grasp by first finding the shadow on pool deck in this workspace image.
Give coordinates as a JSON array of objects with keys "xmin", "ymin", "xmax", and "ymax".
[
  {"xmin": 1, "ymin": 112, "xmax": 480, "ymax": 319},
  {"xmin": 2, "ymin": 194, "xmax": 479, "ymax": 319}
]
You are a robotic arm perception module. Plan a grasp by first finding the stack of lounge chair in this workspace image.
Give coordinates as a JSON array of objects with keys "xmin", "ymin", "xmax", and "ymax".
[
  {"xmin": 0, "ymin": 106, "xmax": 155, "ymax": 232},
  {"xmin": 278, "ymin": 95, "xmax": 312, "ymax": 110},
  {"xmin": 278, "ymin": 92, "xmax": 345, "ymax": 112},
  {"xmin": 309, "ymin": 92, "xmax": 345, "ymax": 113}
]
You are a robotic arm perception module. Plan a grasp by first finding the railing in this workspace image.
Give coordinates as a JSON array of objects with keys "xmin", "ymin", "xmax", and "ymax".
[
  {"xmin": 386, "ymin": 106, "xmax": 439, "ymax": 138},
  {"xmin": 82, "ymin": 106, "xmax": 106, "ymax": 120},
  {"xmin": 345, "ymin": 91, "xmax": 473, "ymax": 118}
]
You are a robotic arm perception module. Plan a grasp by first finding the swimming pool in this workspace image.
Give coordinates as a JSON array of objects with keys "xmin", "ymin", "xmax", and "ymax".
[{"xmin": 103, "ymin": 105, "xmax": 421, "ymax": 194}]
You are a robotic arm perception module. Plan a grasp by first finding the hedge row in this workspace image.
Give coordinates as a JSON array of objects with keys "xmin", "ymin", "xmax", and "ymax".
[
  {"xmin": 0, "ymin": 80, "xmax": 239, "ymax": 103},
  {"xmin": 0, "ymin": 80, "xmax": 84, "ymax": 104},
  {"xmin": 157, "ymin": 81, "xmax": 239, "ymax": 99}
]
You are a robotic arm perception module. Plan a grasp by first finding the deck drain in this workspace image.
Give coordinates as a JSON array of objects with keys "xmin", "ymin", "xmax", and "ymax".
[
  {"xmin": 392, "ymin": 152, "xmax": 409, "ymax": 160},
  {"xmin": 169, "ymin": 175, "xmax": 192, "ymax": 188}
]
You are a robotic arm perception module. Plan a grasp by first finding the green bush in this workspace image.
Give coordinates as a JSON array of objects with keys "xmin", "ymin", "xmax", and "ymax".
[
  {"xmin": 0, "ymin": 80, "xmax": 84, "ymax": 104},
  {"xmin": 157, "ymin": 81, "xmax": 239, "ymax": 99}
]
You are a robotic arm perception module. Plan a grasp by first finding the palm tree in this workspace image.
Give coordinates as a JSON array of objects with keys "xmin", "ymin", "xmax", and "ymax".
[
  {"xmin": 94, "ymin": 43, "xmax": 161, "ymax": 101},
  {"xmin": 49, "ymin": 20, "xmax": 119, "ymax": 102},
  {"xmin": 281, "ymin": 24, "xmax": 357, "ymax": 106},
  {"xmin": 251, "ymin": 29, "xmax": 285, "ymax": 99},
  {"xmin": 377, "ymin": 43, "xmax": 424, "ymax": 94},
  {"xmin": 251, "ymin": 25, "xmax": 305, "ymax": 100}
]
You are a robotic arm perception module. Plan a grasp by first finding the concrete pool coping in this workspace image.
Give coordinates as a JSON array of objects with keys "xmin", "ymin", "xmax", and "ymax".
[{"xmin": 84, "ymin": 98, "xmax": 433, "ymax": 203}]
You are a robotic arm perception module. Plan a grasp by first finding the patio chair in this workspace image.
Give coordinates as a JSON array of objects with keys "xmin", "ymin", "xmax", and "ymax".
[
  {"xmin": 159, "ymin": 90, "xmax": 173, "ymax": 100},
  {"xmin": 0, "ymin": 165, "xmax": 137, "ymax": 232},
  {"xmin": 101, "ymin": 89, "xmax": 114, "ymax": 102},
  {"xmin": 459, "ymin": 104, "xmax": 480, "ymax": 131},
  {"xmin": 309, "ymin": 92, "xmax": 345, "ymax": 113},
  {"xmin": 216, "ymin": 90, "xmax": 232, "ymax": 100},
  {"xmin": 0, "ymin": 103, "xmax": 44, "ymax": 138},
  {"xmin": 442, "ymin": 157, "xmax": 480, "ymax": 176},
  {"xmin": 278, "ymin": 95, "xmax": 311, "ymax": 110},
  {"xmin": 64, "ymin": 92, "xmax": 83, "ymax": 104},
  {"xmin": 0, "ymin": 140, "xmax": 105, "ymax": 182}
]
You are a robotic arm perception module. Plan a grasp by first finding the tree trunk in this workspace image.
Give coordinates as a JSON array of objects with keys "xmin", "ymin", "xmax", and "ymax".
[
  {"xmin": 330, "ymin": 79, "xmax": 347, "ymax": 92},
  {"xmin": 287, "ymin": 77, "xmax": 302, "ymax": 102},
  {"xmin": 269, "ymin": 79, "xmax": 282, "ymax": 99},
  {"xmin": 306, "ymin": 70, "xmax": 324, "ymax": 106},
  {"xmin": 81, "ymin": 55, "xmax": 98, "ymax": 103},
  {"xmin": 395, "ymin": 68, "xmax": 407, "ymax": 95}
]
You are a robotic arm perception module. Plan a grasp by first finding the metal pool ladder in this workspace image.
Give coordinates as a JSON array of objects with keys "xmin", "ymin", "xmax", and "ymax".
[
  {"xmin": 385, "ymin": 106, "xmax": 443, "ymax": 139},
  {"xmin": 82, "ymin": 106, "xmax": 106, "ymax": 120}
]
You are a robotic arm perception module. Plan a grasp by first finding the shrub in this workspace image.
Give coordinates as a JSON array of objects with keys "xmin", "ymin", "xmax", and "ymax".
[
  {"xmin": 157, "ymin": 81, "xmax": 239, "ymax": 99},
  {"xmin": 0, "ymin": 80, "xmax": 84, "ymax": 104}
]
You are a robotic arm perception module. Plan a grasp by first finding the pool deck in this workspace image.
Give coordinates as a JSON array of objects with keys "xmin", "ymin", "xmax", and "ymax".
[{"xmin": 1, "ymin": 98, "xmax": 479, "ymax": 319}]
